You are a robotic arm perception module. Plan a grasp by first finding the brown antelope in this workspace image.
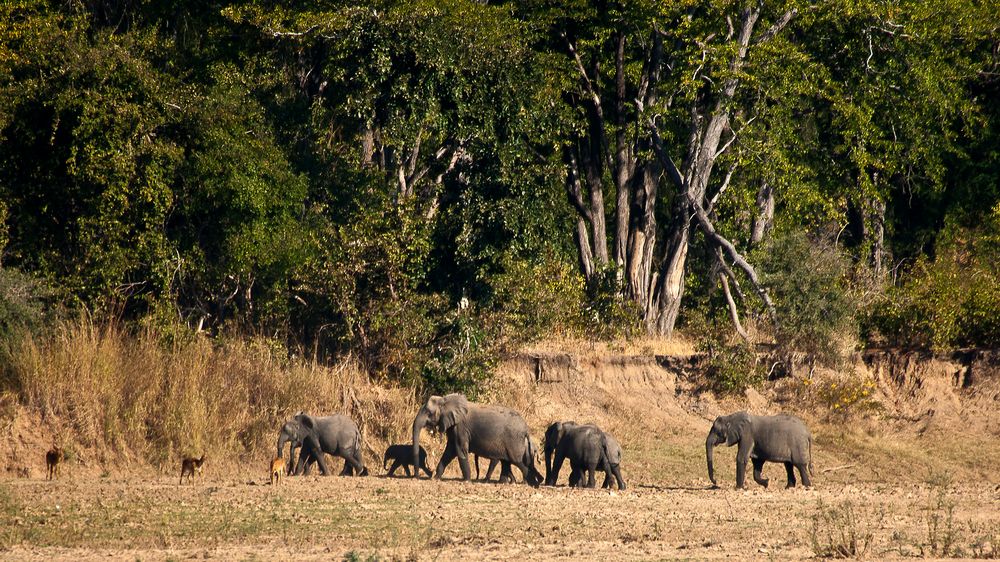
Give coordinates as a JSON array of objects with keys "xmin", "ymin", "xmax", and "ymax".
[
  {"xmin": 270, "ymin": 456, "xmax": 284, "ymax": 485},
  {"xmin": 179, "ymin": 454, "xmax": 206, "ymax": 484},
  {"xmin": 45, "ymin": 446, "xmax": 64, "ymax": 480}
]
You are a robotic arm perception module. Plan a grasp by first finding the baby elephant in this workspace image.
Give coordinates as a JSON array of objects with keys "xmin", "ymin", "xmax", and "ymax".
[
  {"xmin": 706, "ymin": 411, "xmax": 814, "ymax": 489},
  {"xmin": 383, "ymin": 444, "xmax": 432, "ymax": 477}
]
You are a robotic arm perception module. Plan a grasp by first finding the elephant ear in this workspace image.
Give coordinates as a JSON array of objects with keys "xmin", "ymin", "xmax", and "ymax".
[
  {"xmin": 299, "ymin": 414, "xmax": 316, "ymax": 430},
  {"xmin": 438, "ymin": 393, "xmax": 469, "ymax": 433},
  {"xmin": 725, "ymin": 412, "xmax": 751, "ymax": 446}
]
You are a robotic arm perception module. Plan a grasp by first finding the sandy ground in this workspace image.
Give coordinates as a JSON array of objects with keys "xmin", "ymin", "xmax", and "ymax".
[{"xmin": 2, "ymin": 467, "xmax": 998, "ymax": 561}]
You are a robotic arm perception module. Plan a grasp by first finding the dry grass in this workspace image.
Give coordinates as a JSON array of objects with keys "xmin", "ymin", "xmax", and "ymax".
[
  {"xmin": 519, "ymin": 334, "xmax": 696, "ymax": 358},
  {"xmin": 5, "ymin": 317, "xmax": 416, "ymax": 472}
]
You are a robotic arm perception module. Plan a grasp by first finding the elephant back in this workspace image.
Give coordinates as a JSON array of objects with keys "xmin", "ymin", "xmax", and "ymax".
[{"xmin": 465, "ymin": 404, "xmax": 532, "ymax": 462}]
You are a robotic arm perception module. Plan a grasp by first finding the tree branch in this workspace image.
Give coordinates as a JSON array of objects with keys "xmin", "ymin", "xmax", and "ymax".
[
  {"xmin": 753, "ymin": 9, "xmax": 797, "ymax": 45},
  {"xmin": 564, "ymin": 147, "xmax": 593, "ymax": 221},
  {"xmin": 687, "ymin": 196, "xmax": 778, "ymax": 330},
  {"xmin": 648, "ymin": 119, "xmax": 684, "ymax": 189}
]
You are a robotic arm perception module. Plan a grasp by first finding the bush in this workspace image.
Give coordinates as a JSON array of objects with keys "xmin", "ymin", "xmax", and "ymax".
[
  {"xmin": 582, "ymin": 265, "xmax": 643, "ymax": 341},
  {"xmin": 864, "ymin": 207, "xmax": 1000, "ymax": 349},
  {"xmin": 487, "ymin": 250, "xmax": 586, "ymax": 343},
  {"xmin": 694, "ymin": 317, "xmax": 763, "ymax": 394},
  {"xmin": 758, "ymin": 231, "xmax": 856, "ymax": 368},
  {"xmin": 420, "ymin": 310, "xmax": 500, "ymax": 398},
  {"xmin": 0, "ymin": 268, "xmax": 61, "ymax": 391}
]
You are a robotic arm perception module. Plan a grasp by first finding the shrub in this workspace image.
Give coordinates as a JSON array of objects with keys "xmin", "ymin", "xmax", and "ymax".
[
  {"xmin": 864, "ymin": 207, "xmax": 1000, "ymax": 349},
  {"xmin": 810, "ymin": 499, "xmax": 875, "ymax": 559},
  {"xmin": 694, "ymin": 317, "xmax": 763, "ymax": 394},
  {"xmin": 582, "ymin": 265, "xmax": 643, "ymax": 341},
  {"xmin": 487, "ymin": 250, "xmax": 586, "ymax": 343},
  {"xmin": 758, "ymin": 231, "xmax": 856, "ymax": 369}
]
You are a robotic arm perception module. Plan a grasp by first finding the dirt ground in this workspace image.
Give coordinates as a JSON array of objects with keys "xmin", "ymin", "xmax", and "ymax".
[
  {"xmin": 1, "ymin": 468, "xmax": 998, "ymax": 561},
  {"xmin": 2, "ymin": 348, "xmax": 999, "ymax": 560}
]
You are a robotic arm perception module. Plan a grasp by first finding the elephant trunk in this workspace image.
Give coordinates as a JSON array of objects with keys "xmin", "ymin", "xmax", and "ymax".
[
  {"xmin": 412, "ymin": 409, "xmax": 428, "ymax": 478},
  {"xmin": 277, "ymin": 433, "xmax": 294, "ymax": 474},
  {"xmin": 706, "ymin": 433, "xmax": 718, "ymax": 487}
]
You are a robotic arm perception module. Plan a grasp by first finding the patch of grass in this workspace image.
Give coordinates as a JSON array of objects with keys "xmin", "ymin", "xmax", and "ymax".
[
  {"xmin": 810, "ymin": 499, "xmax": 875, "ymax": 559},
  {"xmin": 922, "ymin": 473, "xmax": 959, "ymax": 557}
]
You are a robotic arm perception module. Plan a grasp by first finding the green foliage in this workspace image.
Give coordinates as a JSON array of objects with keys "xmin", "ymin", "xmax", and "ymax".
[
  {"xmin": 420, "ymin": 311, "xmax": 499, "ymax": 398},
  {"xmin": 1, "ymin": 0, "xmax": 1000, "ymax": 365},
  {"xmin": 691, "ymin": 314, "xmax": 762, "ymax": 395},
  {"xmin": 583, "ymin": 267, "xmax": 642, "ymax": 341},
  {"xmin": 864, "ymin": 207, "xmax": 1000, "ymax": 349},
  {"xmin": 487, "ymin": 250, "xmax": 586, "ymax": 343},
  {"xmin": 0, "ymin": 268, "xmax": 58, "ymax": 342},
  {"xmin": 758, "ymin": 231, "xmax": 856, "ymax": 366}
]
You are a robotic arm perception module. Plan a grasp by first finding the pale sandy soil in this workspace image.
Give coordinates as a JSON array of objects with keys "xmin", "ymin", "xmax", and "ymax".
[{"xmin": 2, "ymin": 468, "xmax": 998, "ymax": 561}]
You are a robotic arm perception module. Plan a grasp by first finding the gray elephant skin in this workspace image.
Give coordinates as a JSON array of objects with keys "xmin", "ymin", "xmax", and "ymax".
[
  {"xmin": 411, "ymin": 393, "xmax": 542, "ymax": 486},
  {"xmin": 544, "ymin": 421, "xmax": 621, "ymax": 489},
  {"xmin": 383, "ymin": 444, "xmax": 433, "ymax": 477},
  {"xmin": 276, "ymin": 412, "xmax": 369, "ymax": 477},
  {"xmin": 706, "ymin": 411, "xmax": 813, "ymax": 489},
  {"xmin": 475, "ymin": 436, "xmax": 539, "ymax": 483}
]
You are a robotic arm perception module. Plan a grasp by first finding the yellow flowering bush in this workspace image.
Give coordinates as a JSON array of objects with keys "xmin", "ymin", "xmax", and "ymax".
[{"xmin": 811, "ymin": 376, "xmax": 880, "ymax": 417}]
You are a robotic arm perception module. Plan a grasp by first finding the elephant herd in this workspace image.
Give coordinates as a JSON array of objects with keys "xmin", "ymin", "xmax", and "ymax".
[{"xmin": 276, "ymin": 393, "xmax": 815, "ymax": 490}]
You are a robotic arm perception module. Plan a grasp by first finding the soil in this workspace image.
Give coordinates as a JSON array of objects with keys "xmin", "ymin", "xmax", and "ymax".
[{"xmin": 2, "ymin": 348, "xmax": 999, "ymax": 560}]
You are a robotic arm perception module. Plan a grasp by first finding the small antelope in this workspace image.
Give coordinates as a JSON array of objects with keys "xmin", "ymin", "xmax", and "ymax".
[
  {"xmin": 179, "ymin": 454, "xmax": 206, "ymax": 484},
  {"xmin": 270, "ymin": 456, "xmax": 284, "ymax": 485},
  {"xmin": 45, "ymin": 446, "xmax": 64, "ymax": 480}
]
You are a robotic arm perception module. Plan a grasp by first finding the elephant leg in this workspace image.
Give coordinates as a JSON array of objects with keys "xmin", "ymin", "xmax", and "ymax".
[
  {"xmin": 340, "ymin": 460, "xmax": 354, "ymax": 476},
  {"xmin": 501, "ymin": 461, "xmax": 514, "ymax": 483},
  {"xmin": 735, "ymin": 443, "xmax": 752, "ymax": 489},
  {"xmin": 550, "ymin": 451, "xmax": 568, "ymax": 486},
  {"xmin": 751, "ymin": 457, "xmax": 769, "ymax": 488},
  {"xmin": 784, "ymin": 462, "xmax": 797, "ymax": 488},
  {"xmin": 387, "ymin": 459, "xmax": 401, "ymax": 476},
  {"xmin": 602, "ymin": 470, "xmax": 612, "ymax": 489},
  {"xmin": 586, "ymin": 464, "xmax": 597, "ymax": 488},
  {"xmin": 484, "ymin": 459, "xmax": 500, "ymax": 482},
  {"xmin": 568, "ymin": 466, "xmax": 581, "ymax": 488},
  {"xmin": 295, "ymin": 447, "xmax": 312, "ymax": 476},
  {"xmin": 796, "ymin": 463, "xmax": 812, "ymax": 487},
  {"xmin": 421, "ymin": 458, "xmax": 433, "ymax": 478},
  {"xmin": 454, "ymin": 435, "xmax": 472, "ymax": 481},
  {"xmin": 435, "ymin": 438, "xmax": 457, "ymax": 479},
  {"xmin": 344, "ymin": 449, "xmax": 367, "ymax": 477},
  {"xmin": 611, "ymin": 465, "xmax": 626, "ymax": 490}
]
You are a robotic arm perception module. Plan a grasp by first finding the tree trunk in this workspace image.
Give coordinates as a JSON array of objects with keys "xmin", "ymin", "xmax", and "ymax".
[{"xmin": 750, "ymin": 182, "xmax": 773, "ymax": 247}]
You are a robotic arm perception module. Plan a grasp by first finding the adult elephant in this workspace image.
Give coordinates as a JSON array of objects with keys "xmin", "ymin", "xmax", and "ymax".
[
  {"xmin": 411, "ymin": 394, "xmax": 542, "ymax": 486},
  {"xmin": 706, "ymin": 411, "xmax": 813, "ymax": 489},
  {"xmin": 544, "ymin": 421, "xmax": 614, "ymax": 489},
  {"xmin": 276, "ymin": 412, "xmax": 369, "ymax": 477},
  {"xmin": 475, "ymin": 436, "xmax": 540, "ymax": 483}
]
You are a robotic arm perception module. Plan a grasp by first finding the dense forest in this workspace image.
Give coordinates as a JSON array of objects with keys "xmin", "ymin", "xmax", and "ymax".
[{"xmin": 2, "ymin": 0, "xmax": 999, "ymax": 393}]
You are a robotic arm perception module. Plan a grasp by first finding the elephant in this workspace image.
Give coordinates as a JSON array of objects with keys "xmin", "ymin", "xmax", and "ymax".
[
  {"xmin": 544, "ymin": 421, "xmax": 615, "ymax": 489},
  {"xmin": 276, "ymin": 412, "xmax": 369, "ymax": 477},
  {"xmin": 383, "ymin": 444, "xmax": 433, "ymax": 477},
  {"xmin": 411, "ymin": 393, "xmax": 542, "ymax": 486},
  {"xmin": 475, "ymin": 436, "xmax": 539, "ymax": 483},
  {"xmin": 706, "ymin": 411, "xmax": 813, "ymax": 489}
]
